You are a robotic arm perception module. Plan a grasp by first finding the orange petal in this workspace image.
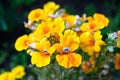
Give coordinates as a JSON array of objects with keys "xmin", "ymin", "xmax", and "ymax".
[
  {"xmin": 56, "ymin": 53, "xmax": 82, "ymax": 68},
  {"xmin": 53, "ymin": 43, "xmax": 63, "ymax": 53}
]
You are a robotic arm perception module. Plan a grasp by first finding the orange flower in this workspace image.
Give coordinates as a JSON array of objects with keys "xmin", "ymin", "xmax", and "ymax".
[
  {"xmin": 80, "ymin": 13, "xmax": 109, "ymax": 32},
  {"xmin": 54, "ymin": 30, "xmax": 82, "ymax": 68},
  {"xmin": 81, "ymin": 61, "xmax": 93, "ymax": 74},
  {"xmin": 79, "ymin": 31, "xmax": 105, "ymax": 56},
  {"xmin": 80, "ymin": 21, "xmax": 101, "ymax": 32},
  {"xmin": 31, "ymin": 39, "xmax": 55, "ymax": 67},
  {"xmin": 81, "ymin": 57, "xmax": 96, "ymax": 74},
  {"xmin": 93, "ymin": 13, "xmax": 109, "ymax": 27},
  {"xmin": 35, "ymin": 22, "xmax": 53, "ymax": 38},
  {"xmin": 114, "ymin": 53, "xmax": 120, "ymax": 70}
]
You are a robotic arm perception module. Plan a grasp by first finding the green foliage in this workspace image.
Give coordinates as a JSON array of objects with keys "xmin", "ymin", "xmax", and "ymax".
[
  {"xmin": 0, "ymin": 16, "xmax": 8, "ymax": 31},
  {"xmin": 84, "ymin": 3, "xmax": 96, "ymax": 16},
  {"xmin": 0, "ymin": 50, "xmax": 7, "ymax": 65}
]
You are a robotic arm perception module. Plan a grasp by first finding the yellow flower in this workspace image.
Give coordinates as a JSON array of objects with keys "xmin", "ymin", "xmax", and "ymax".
[
  {"xmin": 117, "ymin": 30, "xmax": 120, "ymax": 47},
  {"xmin": 15, "ymin": 35, "xmax": 29, "ymax": 51},
  {"xmin": 35, "ymin": 22, "xmax": 53, "ymax": 38},
  {"xmin": 28, "ymin": 32, "xmax": 43, "ymax": 42},
  {"xmin": 80, "ymin": 21, "xmax": 101, "ymax": 32},
  {"xmin": 63, "ymin": 15, "xmax": 76, "ymax": 28},
  {"xmin": 54, "ymin": 30, "xmax": 82, "ymax": 68},
  {"xmin": 31, "ymin": 39, "xmax": 55, "ymax": 67},
  {"xmin": 28, "ymin": 8, "xmax": 46, "ymax": 22},
  {"xmin": 0, "ymin": 72, "xmax": 15, "ymax": 80},
  {"xmin": 79, "ymin": 31, "xmax": 105, "ymax": 56},
  {"xmin": 51, "ymin": 17, "xmax": 65, "ymax": 35},
  {"xmin": 114, "ymin": 53, "xmax": 120, "ymax": 70},
  {"xmin": 11, "ymin": 65, "xmax": 25, "ymax": 79},
  {"xmin": 43, "ymin": 1, "xmax": 60, "ymax": 14},
  {"xmin": 93, "ymin": 13, "xmax": 109, "ymax": 27},
  {"xmin": 80, "ymin": 13, "xmax": 109, "ymax": 32}
]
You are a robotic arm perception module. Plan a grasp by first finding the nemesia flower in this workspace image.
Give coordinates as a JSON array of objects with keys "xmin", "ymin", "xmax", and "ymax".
[
  {"xmin": 11, "ymin": 65, "xmax": 26, "ymax": 79},
  {"xmin": 28, "ymin": 32, "xmax": 43, "ymax": 42},
  {"xmin": 117, "ymin": 30, "xmax": 120, "ymax": 47},
  {"xmin": 43, "ymin": 1, "xmax": 60, "ymax": 14},
  {"xmin": 79, "ymin": 31, "xmax": 105, "ymax": 56},
  {"xmin": 31, "ymin": 39, "xmax": 55, "ymax": 67},
  {"xmin": 54, "ymin": 30, "xmax": 82, "ymax": 68},
  {"xmin": 35, "ymin": 22, "xmax": 53, "ymax": 38},
  {"xmin": 51, "ymin": 17, "xmax": 65, "ymax": 35},
  {"xmin": 81, "ymin": 61, "xmax": 93, "ymax": 74},
  {"xmin": 15, "ymin": 1, "xmax": 120, "ymax": 76},
  {"xmin": 63, "ymin": 15, "xmax": 76, "ymax": 28},
  {"xmin": 80, "ymin": 13, "xmax": 109, "ymax": 32},
  {"xmin": 80, "ymin": 21, "xmax": 102, "ymax": 32},
  {"xmin": 81, "ymin": 57, "xmax": 96, "ymax": 74},
  {"xmin": 15, "ymin": 35, "xmax": 29, "ymax": 51},
  {"xmin": 92, "ymin": 13, "xmax": 109, "ymax": 27},
  {"xmin": 28, "ymin": 8, "xmax": 46, "ymax": 22},
  {"xmin": 114, "ymin": 53, "xmax": 120, "ymax": 70},
  {"xmin": 0, "ymin": 72, "xmax": 15, "ymax": 80}
]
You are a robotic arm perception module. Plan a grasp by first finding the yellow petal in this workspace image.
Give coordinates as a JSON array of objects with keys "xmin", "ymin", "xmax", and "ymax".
[
  {"xmin": 44, "ymin": 1, "xmax": 60, "ymax": 14},
  {"xmin": 0, "ymin": 72, "xmax": 15, "ymax": 80},
  {"xmin": 69, "ymin": 42, "xmax": 79, "ymax": 51},
  {"xmin": 94, "ymin": 44, "xmax": 100, "ymax": 52},
  {"xmin": 52, "ymin": 17, "xmax": 65, "ymax": 34},
  {"xmin": 36, "ymin": 39, "xmax": 50, "ymax": 51},
  {"xmin": 31, "ymin": 52, "xmax": 50, "ymax": 67},
  {"xmin": 96, "ymin": 40, "xmax": 106, "ymax": 45},
  {"xmin": 48, "ymin": 46, "xmax": 55, "ymax": 55},
  {"xmin": 28, "ymin": 8, "xmax": 45, "ymax": 22},
  {"xmin": 94, "ymin": 31, "xmax": 102, "ymax": 40},
  {"xmin": 11, "ymin": 65, "xmax": 25, "ymax": 79},
  {"xmin": 15, "ymin": 35, "xmax": 28, "ymax": 51}
]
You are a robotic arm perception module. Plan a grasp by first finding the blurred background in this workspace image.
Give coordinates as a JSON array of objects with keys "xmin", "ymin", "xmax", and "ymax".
[{"xmin": 0, "ymin": 0, "xmax": 120, "ymax": 79}]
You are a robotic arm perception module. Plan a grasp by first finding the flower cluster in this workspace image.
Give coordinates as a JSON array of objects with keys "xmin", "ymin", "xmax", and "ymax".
[
  {"xmin": 15, "ymin": 1, "xmax": 120, "ymax": 74},
  {"xmin": 0, "ymin": 65, "xmax": 26, "ymax": 80}
]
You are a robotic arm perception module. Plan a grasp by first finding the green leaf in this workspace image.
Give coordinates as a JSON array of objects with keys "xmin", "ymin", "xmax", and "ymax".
[
  {"xmin": 84, "ymin": 3, "xmax": 96, "ymax": 16},
  {"xmin": 0, "ymin": 16, "xmax": 8, "ymax": 31},
  {"xmin": 0, "ymin": 50, "xmax": 8, "ymax": 65},
  {"xmin": 9, "ymin": 0, "xmax": 23, "ymax": 9},
  {"xmin": 63, "ymin": 5, "xmax": 77, "ymax": 15},
  {"xmin": 24, "ymin": 0, "xmax": 35, "ymax": 6},
  {"xmin": 0, "ymin": 4, "xmax": 4, "ymax": 15}
]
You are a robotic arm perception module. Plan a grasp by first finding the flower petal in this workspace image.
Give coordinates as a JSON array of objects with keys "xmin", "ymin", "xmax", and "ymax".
[
  {"xmin": 56, "ymin": 53, "xmax": 82, "ymax": 68},
  {"xmin": 31, "ymin": 52, "xmax": 50, "ymax": 67},
  {"xmin": 15, "ymin": 35, "xmax": 28, "ymax": 51}
]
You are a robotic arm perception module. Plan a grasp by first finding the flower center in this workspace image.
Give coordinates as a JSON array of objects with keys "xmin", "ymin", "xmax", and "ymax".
[
  {"xmin": 63, "ymin": 47, "xmax": 70, "ymax": 53},
  {"xmin": 89, "ymin": 40, "xmax": 96, "ymax": 46},
  {"xmin": 89, "ymin": 23, "xmax": 95, "ymax": 30},
  {"xmin": 43, "ymin": 49, "xmax": 49, "ymax": 54}
]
